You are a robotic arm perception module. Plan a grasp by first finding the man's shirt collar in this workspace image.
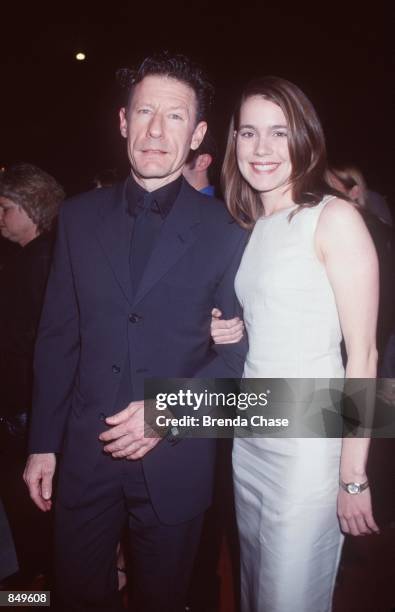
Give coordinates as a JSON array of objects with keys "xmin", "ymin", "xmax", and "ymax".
[{"xmin": 126, "ymin": 174, "xmax": 183, "ymax": 219}]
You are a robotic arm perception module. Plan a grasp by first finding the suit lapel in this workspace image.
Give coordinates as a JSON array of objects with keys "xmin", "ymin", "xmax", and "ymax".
[
  {"xmin": 132, "ymin": 180, "xmax": 201, "ymax": 306},
  {"xmin": 95, "ymin": 182, "xmax": 133, "ymax": 305}
]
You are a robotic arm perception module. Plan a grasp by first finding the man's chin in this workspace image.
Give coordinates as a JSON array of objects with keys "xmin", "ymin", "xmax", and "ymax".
[
  {"xmin": 131, "ymin": 165, "xmax": 182, "ymax": 183},
  {"xmin": 133, "ymin": 166, "xmax": 172, "ymax": 179}
]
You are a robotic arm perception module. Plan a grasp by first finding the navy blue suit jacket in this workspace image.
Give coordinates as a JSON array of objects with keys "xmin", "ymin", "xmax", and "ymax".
[{"xmin": 29, "ymin": 178, "xmax": 248, "ymax": 523}]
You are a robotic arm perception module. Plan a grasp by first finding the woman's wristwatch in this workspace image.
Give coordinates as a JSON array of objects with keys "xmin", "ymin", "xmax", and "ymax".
[{"xmin": 339, "ymin": 479, "xmax": 369, "ymax": 495}]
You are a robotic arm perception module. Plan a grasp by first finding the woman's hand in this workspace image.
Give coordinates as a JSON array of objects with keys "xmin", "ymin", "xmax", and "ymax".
[
  {"xmin": 211, "ymin": 308, "xmax": 244, "ymax": 344},
  {"xmin": 337, "ymin": 486, "xmax": 380, "ymax": 536}
]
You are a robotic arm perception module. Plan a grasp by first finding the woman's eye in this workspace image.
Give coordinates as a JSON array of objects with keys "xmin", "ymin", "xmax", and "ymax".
[
  {"xmin": 239, "ymin": 131, "xmax": 254, "ymax": 138},
  {"xmin": 273, "ymin": 131, "xmax": 287, "ymax": 137}
]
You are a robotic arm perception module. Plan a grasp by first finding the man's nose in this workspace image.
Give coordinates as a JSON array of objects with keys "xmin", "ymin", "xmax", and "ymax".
[{"xmin": 146, "ymin": 112, "xmax": 163, "ymax": 138}]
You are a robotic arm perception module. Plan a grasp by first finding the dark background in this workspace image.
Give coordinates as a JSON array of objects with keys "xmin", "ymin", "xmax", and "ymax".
[{"xmin": 1, "ymin": 3, "xmax": 393, "ymax": 204}]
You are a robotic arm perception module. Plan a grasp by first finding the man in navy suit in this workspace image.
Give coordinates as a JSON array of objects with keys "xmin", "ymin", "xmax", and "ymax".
[{"xmin": 24, "ymin": 53, "xmax": 246, "ymax": 611}]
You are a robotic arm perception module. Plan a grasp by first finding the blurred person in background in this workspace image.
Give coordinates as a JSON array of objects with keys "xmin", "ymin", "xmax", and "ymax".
[
  {"xmin": 0, "ymin": 162, "xmax": 64, "ymax": 587},
  {"xmin": 328, "ymin": 165, "xmax": 395, "ymax": 374},
  {"xmin": 183, "ymin": 130, "xmax": 217, "ymax": 196},
  {"xmin": 329, "ymin": 165, "xmax": 392, "ymax": 226},
  {"xmin": 93, "ymin": 168, "xmax": 120, "ymax": 189}
]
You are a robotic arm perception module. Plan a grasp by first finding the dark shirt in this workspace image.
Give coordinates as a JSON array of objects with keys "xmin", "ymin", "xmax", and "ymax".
[
  {"xmin": 114, "ymin": 175, "xmax": 183, "ymax": 410},
  {"xmin": 126, "ymin": 174, "xmax": 182, "ymax": 294}
]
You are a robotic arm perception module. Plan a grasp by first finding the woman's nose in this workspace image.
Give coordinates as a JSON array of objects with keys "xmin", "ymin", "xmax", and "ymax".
[{"xmin": 255, "ymin": 136, "xmax": 272, "ymax": 156}]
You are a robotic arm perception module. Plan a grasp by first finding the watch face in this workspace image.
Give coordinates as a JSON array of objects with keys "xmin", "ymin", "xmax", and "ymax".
[{"xmin": 347, "ymin": 483, "xmax": 360, "ymax": 495}]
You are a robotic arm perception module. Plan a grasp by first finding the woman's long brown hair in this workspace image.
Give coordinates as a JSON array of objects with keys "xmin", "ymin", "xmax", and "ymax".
[{"xmin": 221, "ymin": 76, "xmax": 339, "ymax": 229}]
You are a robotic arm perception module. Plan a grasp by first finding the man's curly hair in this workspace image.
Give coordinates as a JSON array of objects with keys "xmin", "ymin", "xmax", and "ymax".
[
  {"xmin": 0, "ymin": 163, "xmax": 64, "ymax": 234},
  {"xmin": 117, "ymin": 51, "xmax": 214, "ymax": 124}
]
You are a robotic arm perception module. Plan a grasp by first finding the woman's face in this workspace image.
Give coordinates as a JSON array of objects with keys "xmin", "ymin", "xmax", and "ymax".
[
  {"xmin": 236, "ymin": 96, "xmax": 292, "ymax": 197},
  {"xmin": 0, "ymin": 196, "xmax": 38, "ymax": 246}
]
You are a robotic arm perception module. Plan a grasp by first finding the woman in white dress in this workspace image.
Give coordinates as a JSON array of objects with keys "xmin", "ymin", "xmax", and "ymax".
[{"xmin": 212, "ymin": 77, "xmax": 379, "ymax": 612}]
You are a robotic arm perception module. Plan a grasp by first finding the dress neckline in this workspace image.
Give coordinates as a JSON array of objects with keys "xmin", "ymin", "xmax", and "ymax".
[{"xmin": 258, "ymin": 204, "xmax": 298, "ymax": 220}]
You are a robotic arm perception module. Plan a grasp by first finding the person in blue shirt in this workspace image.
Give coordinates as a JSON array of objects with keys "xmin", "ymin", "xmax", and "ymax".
[{"xmin": 183, "ymin": 130, "xmax": 217, "ymax": 196}]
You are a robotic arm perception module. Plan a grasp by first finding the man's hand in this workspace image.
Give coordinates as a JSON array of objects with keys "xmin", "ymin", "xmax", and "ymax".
[
  {"xmin": 211, "ymin": 307, "xmax": 244, "ymax": 344},
  {"xmin": 23, "ymin": 453, "xmax": 56, "ymax": 512},
  {"xmin": 99, "ymin": 400, "xmax": 161, "ymax": 460}
]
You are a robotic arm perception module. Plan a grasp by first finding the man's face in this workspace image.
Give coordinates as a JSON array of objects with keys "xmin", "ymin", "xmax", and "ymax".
[
  {"xmin": 0, "ymin": 196, "xmax": 38, "ymax": 246},
  {"xmin": 119, "ymin": 75, "xmax": 207, "ymax": 191}
]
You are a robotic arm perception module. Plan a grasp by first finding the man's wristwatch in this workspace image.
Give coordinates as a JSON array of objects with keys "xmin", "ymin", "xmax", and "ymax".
[{"xmin": 339, "ymin": 479, "xmax": 369, "ymax": 495}]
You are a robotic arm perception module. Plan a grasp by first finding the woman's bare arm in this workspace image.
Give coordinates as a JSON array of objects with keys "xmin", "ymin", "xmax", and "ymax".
[{"xmin": 316, "ymin": 198, "xmax": 379, "ymax": 536}]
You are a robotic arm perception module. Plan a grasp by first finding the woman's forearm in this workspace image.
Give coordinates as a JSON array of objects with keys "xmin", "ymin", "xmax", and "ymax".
[
  {"xmin": 340, "ymin": 345, "xmax": 377, "ymax": 481},
  {"xmin": 340, "ymin": 437, "xmax": 370, "ymax": 481},
  {"xmin": 344, "ymin": 345, "xmax": 378, "ymax": 378}
]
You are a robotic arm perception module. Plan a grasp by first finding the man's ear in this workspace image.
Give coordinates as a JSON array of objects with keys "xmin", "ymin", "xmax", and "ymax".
[
  {"xmin": 195, "ymin": 153, "xmax": 212, "ymax": 172},
  {"xmin": 119, "ymin": 107, "xmax": 128, "ymax": 139},
  {"xmin": 190, "ymin": 121, "xmax": 207, "ymax": 151}
]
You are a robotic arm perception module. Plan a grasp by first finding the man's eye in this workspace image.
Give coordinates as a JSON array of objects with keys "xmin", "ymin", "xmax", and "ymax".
[
  {"xmin": 138, "ymin": 108, "xmax": 151, "ymax": 115},
  {"xmin": 169, "ymin": 113, "xmax": 182, "ymax": 120}
]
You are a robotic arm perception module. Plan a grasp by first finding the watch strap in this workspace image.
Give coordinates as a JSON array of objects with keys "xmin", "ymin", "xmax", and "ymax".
[{"xmin": 339, "ymin": 479, "xmax": 369, "ymax": 494}]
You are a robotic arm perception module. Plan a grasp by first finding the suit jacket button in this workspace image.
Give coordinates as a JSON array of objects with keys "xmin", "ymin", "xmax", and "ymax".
[
  {"xmin": 129, "ymin": 313, "xmax": 140, "ymax": 323},
  {"xmin": 112, "ymin": 365, "xmax": 120, "ymax": 374}
]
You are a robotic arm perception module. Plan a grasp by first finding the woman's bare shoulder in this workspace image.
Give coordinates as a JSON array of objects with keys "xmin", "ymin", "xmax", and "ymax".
[{"xmin": 318, "ymin": 197, "xmax": 365, "ymax": 233}]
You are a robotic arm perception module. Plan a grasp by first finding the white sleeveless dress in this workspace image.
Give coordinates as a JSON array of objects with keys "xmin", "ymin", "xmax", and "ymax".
[{"xmin": 233, "ymin": 197, "xmax": 344, "ymax": 612}]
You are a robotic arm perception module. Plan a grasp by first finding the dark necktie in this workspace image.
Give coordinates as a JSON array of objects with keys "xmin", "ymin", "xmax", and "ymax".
[
  {"xmin": 130, "ymin": 194, "xmax": 164, "ymax": 295},
  {"xmin": 129, "ymin": 193, "xmax": 164, "ymax": 219}
]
